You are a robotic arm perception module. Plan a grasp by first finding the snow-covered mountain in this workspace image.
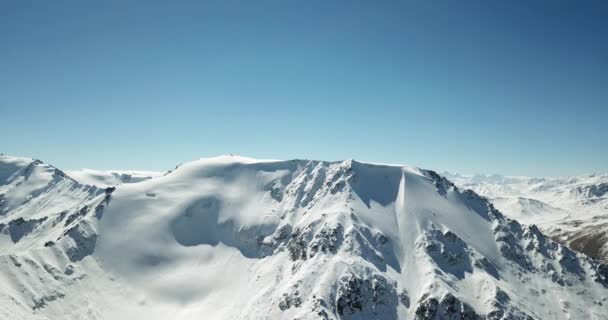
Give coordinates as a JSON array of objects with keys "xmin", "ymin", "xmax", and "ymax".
[
  {"xmin": 444, "ymin": 173, "xmax": 608, "ymax": 263},
  {"xmin": 1, "ymin": 154, "xmax": 607, "ymax": 320}
]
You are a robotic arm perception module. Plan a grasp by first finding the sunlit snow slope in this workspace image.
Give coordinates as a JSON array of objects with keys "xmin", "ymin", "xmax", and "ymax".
[{"xmin": 1, "ymin": 154, "xmax": 607, "ymax": 320}]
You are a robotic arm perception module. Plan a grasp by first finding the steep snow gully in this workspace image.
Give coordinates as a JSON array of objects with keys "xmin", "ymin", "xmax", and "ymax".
[{"xmin": 0, "ymin": 154, "xmax": 607, "ymax": 319}]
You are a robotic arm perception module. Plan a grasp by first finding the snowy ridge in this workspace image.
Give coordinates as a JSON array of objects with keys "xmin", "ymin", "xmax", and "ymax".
[
  {"xmin": 0, "ymin": 155, "xmax": 607, "ymax": 319},
  {"xmin": 0, "ymin": 155, "xmax": 118, "ymax": 319}
]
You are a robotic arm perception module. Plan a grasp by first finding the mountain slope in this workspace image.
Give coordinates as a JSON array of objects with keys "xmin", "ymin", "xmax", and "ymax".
[{"xmin": 1, "ymin": 155, "xmax": 607, "ymax": 319}]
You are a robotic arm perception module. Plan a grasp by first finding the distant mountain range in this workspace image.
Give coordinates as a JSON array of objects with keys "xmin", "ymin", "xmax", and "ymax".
[{"xmin": 444, "ymin": 172, "xmax": 608, "ymax": 263}]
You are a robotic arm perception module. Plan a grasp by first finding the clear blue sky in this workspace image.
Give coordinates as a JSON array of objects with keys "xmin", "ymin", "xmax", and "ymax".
[{"xmin": 1, "ymin": 0, "xmax": 607, "ymax": 176}]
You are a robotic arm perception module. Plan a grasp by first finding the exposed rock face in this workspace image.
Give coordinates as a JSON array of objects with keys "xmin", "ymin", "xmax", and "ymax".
[
  {"xmin": 336, "ymin": 273, "xmax": 398, "ymax": 318},
  {"xmin": 422, "ymin": 228, "xmax": 473, "ymax": 279},
  {"xmin": 415, "ymin": 293, "xmax": 481, "ymax": 320},
  {"xmin": 575, "ymin": 183, "xmax": 608, "ymax": 199},
  {"xmin": 1, "ymin": 217, "xmax": 47, "ymax": 242},
  {"xmin": 64, "ymin": 223, "xmax": 98, "ymax": 262}
]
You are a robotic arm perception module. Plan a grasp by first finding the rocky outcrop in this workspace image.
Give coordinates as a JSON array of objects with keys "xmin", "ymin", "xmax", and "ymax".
[
  {"xmin": 335, "ymin": 273, "xmax": 398, "ymax": 319},
  {"xmin": 415, "ymin": 293, "xmax": 480, "ymax": 320}
]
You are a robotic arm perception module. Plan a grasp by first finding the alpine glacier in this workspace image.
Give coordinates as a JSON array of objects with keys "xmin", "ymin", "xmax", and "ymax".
[{"xmin": 0, "ymin": 154, "xmax": 607, "ymax": 319}]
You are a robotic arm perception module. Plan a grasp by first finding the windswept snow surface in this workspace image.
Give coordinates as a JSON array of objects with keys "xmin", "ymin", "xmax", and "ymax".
[
  {"xmin": 0, "ymin": 154, "xmax": 607, "ymax": 319},
  {"xmin": 445, "ymin": 172, "xmax": 608, "ymax": 262},
  {"xmin": 66, "ymin": 169, "xmax": 163, "ymax": 188}
]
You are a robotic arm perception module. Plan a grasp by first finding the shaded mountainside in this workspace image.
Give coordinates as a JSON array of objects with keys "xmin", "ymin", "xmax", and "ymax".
[{"xmin": 0, "ymin": 155, "xmax": 607, "ymax": 319}]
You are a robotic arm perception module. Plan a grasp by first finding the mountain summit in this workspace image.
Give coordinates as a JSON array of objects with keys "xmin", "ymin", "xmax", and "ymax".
[{"xmin": 0, "ymin": 155, "xmax": 606, "ymax": 319}]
